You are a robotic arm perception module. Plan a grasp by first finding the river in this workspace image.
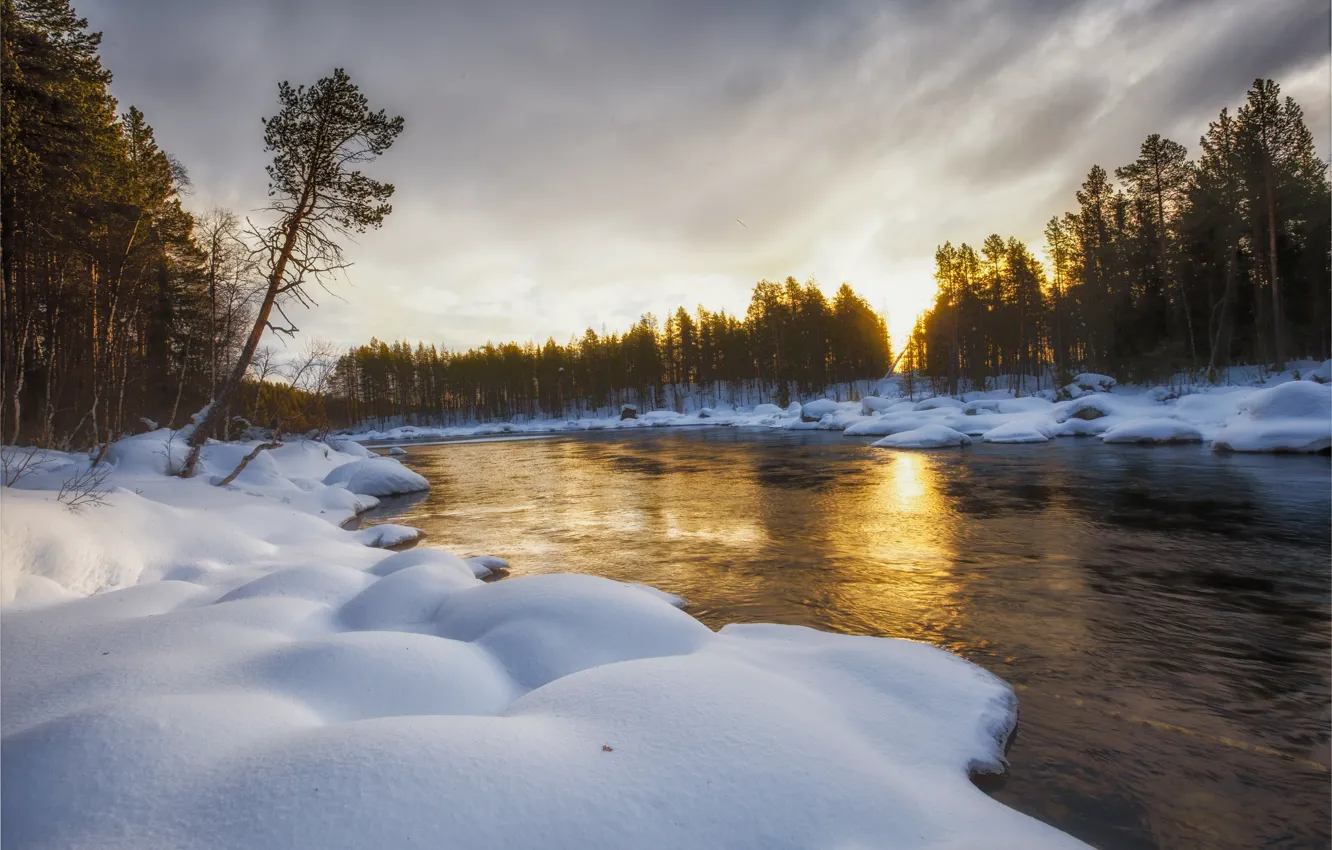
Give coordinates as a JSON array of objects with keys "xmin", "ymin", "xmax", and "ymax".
[{"xmin": 359, "ymin": 428, "xmax": 1330, "ymax": 850}]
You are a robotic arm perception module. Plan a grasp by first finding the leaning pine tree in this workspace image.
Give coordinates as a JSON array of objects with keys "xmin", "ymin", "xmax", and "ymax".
[{"xmin": 182, "ymin": 68, "xmax": 403, "ymax": 476}]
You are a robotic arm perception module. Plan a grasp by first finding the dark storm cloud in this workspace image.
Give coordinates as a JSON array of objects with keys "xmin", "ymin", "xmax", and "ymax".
[{"xmin": 79, "ymin": 0, "xmax": 1330, "ymax": 349}]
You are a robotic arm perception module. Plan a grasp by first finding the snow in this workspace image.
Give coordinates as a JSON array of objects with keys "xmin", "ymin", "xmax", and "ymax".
[
  {"xmin": 1101, "ymin": 418, "xmax": 1204, "ymax": 444},
  {"xmin": 1211, "ymin": 381, "xmax": 1332, "ymax": 453},
  {"xmin": 322, "ymin": 457, "xmax": 430, "ymax": 497},
  {"xmin": 0, "ymin": 429, "xmax": 1090, "ymax": 850},
  {"xmin": 913, "ymin": 396, "xmax": 966, "ymax": 412},
  {"xmin": 981, "ymin": 419, "xmax": 1052, "ymax": 444},
  {"xmin": 800, "ymin": 398, "xmax": 842, "ymax": 420},
  {"xmin": 351, "ymin": 523, "xmax": 426, "ymax": 548},
  {"xmin": 387, "ymin": 446, "xmax": 408, "ymax": 456},
  {"xmin": 872, "ymin": 425, "xmax": 973, "ymax": 449}
]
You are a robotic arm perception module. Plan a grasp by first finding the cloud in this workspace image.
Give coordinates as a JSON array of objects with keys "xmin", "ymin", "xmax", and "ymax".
[{"xmin": 81, "ymin": 0, "xmax": 1330, "ymax": 350}]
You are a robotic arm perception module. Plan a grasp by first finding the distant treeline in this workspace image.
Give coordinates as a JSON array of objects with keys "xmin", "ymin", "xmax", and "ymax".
[
  {"xmin": 332, "ymin": 279, "xmax": 892, "ymax": 425},
  {"xmin": 906, "ymin": 78, "xmax": 1330, "ymax": 393}
]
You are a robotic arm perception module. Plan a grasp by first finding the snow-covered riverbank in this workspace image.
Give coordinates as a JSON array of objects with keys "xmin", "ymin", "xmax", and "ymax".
[
  {"xmin": 2, "ymin": 429, "xmax": 1090, "ymax": 849},
  {"xmin": 347, "ymin": 362, "xmax": 1332, "ymax": 455}
]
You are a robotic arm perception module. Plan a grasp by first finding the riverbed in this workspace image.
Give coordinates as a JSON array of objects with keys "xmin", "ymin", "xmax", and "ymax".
[{"xmin": 361, "ymin": 429, "xmax": 1330, "ymax": 849}]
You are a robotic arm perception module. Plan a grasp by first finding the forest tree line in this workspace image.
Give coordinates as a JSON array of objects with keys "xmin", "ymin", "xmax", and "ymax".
[
  {"xmin": 4, "ymin": 0, "xmax": 1326, "ymax": 448},
  {"xmin": 906, "ymin": 78, "xmax": 1330, "ymax": 394},
  {"xmin": 2, "ymin": 0, "xmax": 395, "ymax": 448},
  {"xmin": 331, "ymin": 279, "xmax": 893, "ymax": 425}
]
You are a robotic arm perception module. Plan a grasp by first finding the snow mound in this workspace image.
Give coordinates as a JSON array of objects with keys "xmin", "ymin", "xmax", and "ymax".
[
  {"xmin": 982, "ymin": 420, "xmax": 1052, "ymax": 444},
  {"xmin": 872, "ymin": 425, "xmax": 973, "ymax": 449},
  {"xmin": 1101, "ymin": 419, "xmax": 1204, "ymax": 444},
  {"xmin": 1211, "ymin": 381, "xmax": 1332, "ymax": 453},
  {"xmin": 751, "ymin": 403, "xmax": 785, "ymax": 416},
  {"xmin": 352, "ymin": 523, "xmax": 425, "ymax": 548},
  {"xmin": 1, "ymin": 566, "xmax": 1087, "ymax": 850},
  {"xmin": 800, "ymin": 399, "xmax": 841, "ymax": 420},
  {"xmin": 913, "ymin": 396, "xmax": 966, "ymax": 412},
  {"xmin": 387, "ymin": 446, "xmax": 408, "ymax": 456},
  {"xmin": 860, "ymin": 396, "xmax": 895, "ymax": 415},
  {"xmin": 327, "ymin": 438, "xmax": 373, "ymax": 459},
  {"xmin": 322, "ymin": 457, "xmax": 429, "ymax": 496},
  {"xmin": 844, "ymin": 412, "xmax": 930, "ymax": 437}
]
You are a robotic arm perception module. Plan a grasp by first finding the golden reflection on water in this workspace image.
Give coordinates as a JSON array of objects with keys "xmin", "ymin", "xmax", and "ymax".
[{"xmin": 369, "ymin": 431, "xmax": 1332, "ymax": 850}]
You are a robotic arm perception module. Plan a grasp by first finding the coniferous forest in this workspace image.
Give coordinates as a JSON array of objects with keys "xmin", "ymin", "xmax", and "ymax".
[
  {"xmin": 906, "ymin": 88, "xmax": 1330, "ymax": 393},
  {"xmin": 2, "ymin": 0, "xmax": 1327, "ymax": 444}
]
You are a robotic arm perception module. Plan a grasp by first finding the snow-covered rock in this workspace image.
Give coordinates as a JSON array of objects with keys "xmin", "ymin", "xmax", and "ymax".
[
  {"xmin": 322, "ymin": 457, "xmax": 430, "ymax": 496},
  {"xmin": 1211, "ymin": 381, "xmax": 1332, "ymax": 453},
  {"xmin": 913, "ymin": 396, "xmax": 966, "ymax": 412},
  {"xmin": 800, "ymin": 398, "xmax": 841, "ymax": 421},
  {"xmin": 860, "ymin": 396, "xmax": 895, "ymax": 415},
  {"xmin": 387, "ymin": 446, "xmax": 408, "ymax": 456},
  {"xmin": 328, "ymin": 438, "xmax": 374, "ymax": 459},
  {"xmin": 982, "ymin": 420, "xmax": 1052, "ymax": 444},
  {"xmin": 352, "ymin": 523, "xmax": 426, "ymax": 548},
  {"xmin": 872, "ymin": 425, "xmax": 973, "ymax": 449}
]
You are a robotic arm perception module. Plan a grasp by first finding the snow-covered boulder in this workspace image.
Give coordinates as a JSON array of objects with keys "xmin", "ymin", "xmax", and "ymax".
[
  {"xmin": 619, "ymin": 404, "xmax": 638, "ymax": 421},
  {"xmin": 387, "ymin": 446, "xmax": 408, "ymax": 456},
  {"xmin": 860, "ymin": 396, "xmax": 895, "ymax": 415},
  {"xmin": 1070, "ymin": 373, "xmax": 1116, "ymax": 392},
  {"xmin": 912, "ymin": 396, "xmax": 966, "ymax": 412},
  {"xmin": 981, "ymin": 420, "xmax": 1052, "ymax": 444},
  {"xmin": 871, "ymin": 425, "xmax": 973, "ymax": 449},
  {"xmin": 1053, "ymin": 395, "xmax": 1117, "ymax": 423},
  {"xmin": 800, "ymin": 399, "xmax": 841, "ymax": 422},
  {"xmin": 1312, "ymin": 359, "xmax": 1332, "ymax": 383},
  {"xmin": 844, "ymin": 412, "xmax": 930, "ymax": 437},
  {"xmin": 352, "ymin": 523, "xmax": 425, "ymax": 548},
  {"xmin": 752, "ymin": 403, "xmax": 784, "ymax": 416},
  {"xmin": 327, "ymin": 438, "xmax": 374, "ymax": 459},
  {"xmin": 1101, "ymin": 419, "xmax": 1204, "ymax": 444},
  {"xmin": 322, "ymin": 457, "xmax": 430, "ymax": 496},
  {"xmin": 1211, "ymin": 381, "xmax": 1332, "ymax": 453}
]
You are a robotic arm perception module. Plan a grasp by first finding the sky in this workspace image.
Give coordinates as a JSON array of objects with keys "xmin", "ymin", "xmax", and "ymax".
[{"xmin": 83, "ymin": 0, "xmax": 1329, "ymax": 352}]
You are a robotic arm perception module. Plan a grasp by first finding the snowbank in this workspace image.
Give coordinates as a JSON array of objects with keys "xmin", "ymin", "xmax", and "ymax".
[
  {"xmin": 0, "ymin": 433, "xmax": 1090, "ymax": 850},
  {"xmin": 1101, "ymin": 418, "xmax": 1204, "ymax": 444},
  {"xmin": 332, "ymin": 363, "xmax": 1330, "ymax": 456},
  {"xmin": 1211, "ymin": 381, "xmax": 1332, "ymax": 453}
]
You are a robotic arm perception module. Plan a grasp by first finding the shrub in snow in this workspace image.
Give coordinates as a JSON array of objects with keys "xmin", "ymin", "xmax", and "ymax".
[
  {"xmin": 103, "ymin": 429, "xmax": 191, "ymax": 476},
  {"xmin": 1101, "ymin": 419, "xmax": 1203, "ymax": 444},
  {"xmin": 322, "ymin": 458, "xmax": 429, "ymax": 496},
  {"xmin": 1072, "ymin": 373, "xmax": 1116, "ymax": 392},
  {"xmin": 871, "ymin": 425, "xmax": 973, "ymax": 449}
]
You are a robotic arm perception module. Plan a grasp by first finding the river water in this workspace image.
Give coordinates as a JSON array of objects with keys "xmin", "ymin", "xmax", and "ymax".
[{"xmin": 360, "ymin": 428, "xmax": 1330, "ymax": 849}]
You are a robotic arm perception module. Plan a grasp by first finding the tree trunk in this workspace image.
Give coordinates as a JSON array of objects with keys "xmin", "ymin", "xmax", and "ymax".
[{"xmin": 1265, "ymin": 174, "xmax": 1284, "ymax": 370}]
